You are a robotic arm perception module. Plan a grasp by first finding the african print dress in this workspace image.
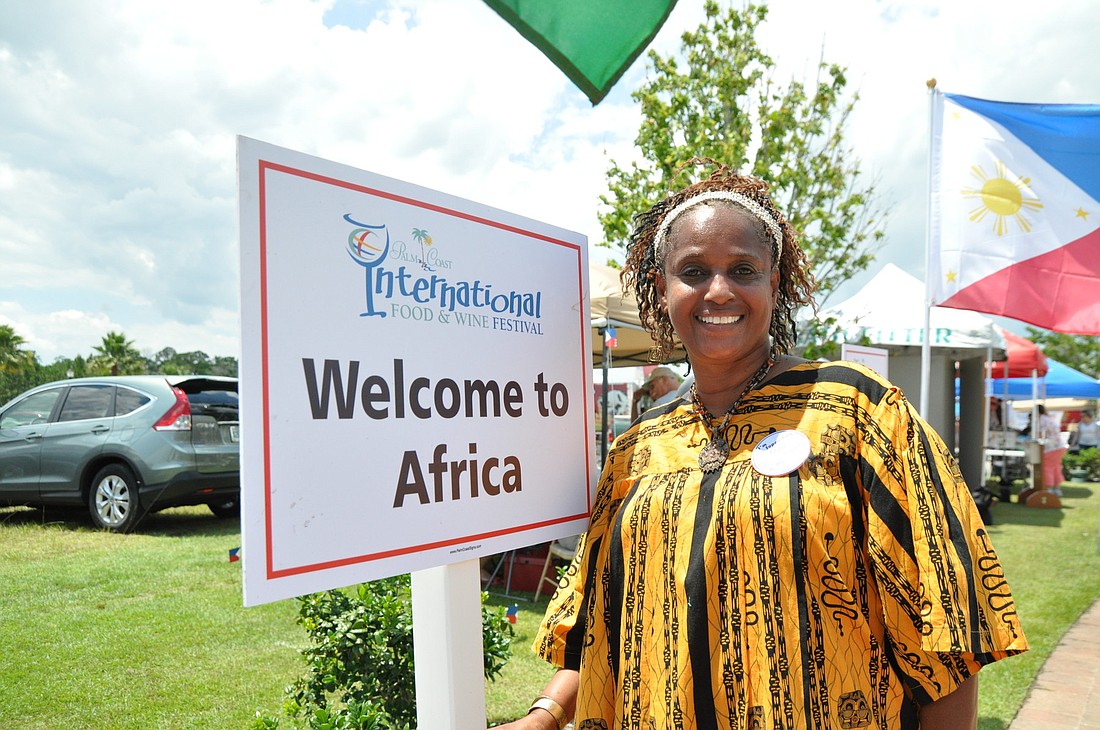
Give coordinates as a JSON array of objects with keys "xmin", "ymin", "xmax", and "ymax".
[{"xmin": 534, "ymin": 361, "xmax": 1027, "ymax": 730}]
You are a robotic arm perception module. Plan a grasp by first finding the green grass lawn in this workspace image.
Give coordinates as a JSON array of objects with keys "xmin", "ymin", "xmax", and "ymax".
[
  {"xmin": 2, "ymin": 480, "xmax": 1098, "ymax": 728},
  {"xmin": 0, "ymin": 506, "xmax": 303, "ymax": 729}
]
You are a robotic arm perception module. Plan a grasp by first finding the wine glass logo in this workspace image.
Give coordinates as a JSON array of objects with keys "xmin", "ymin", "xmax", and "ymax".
[{"xmin": 344, "ymin": 213, "xmax": 390, "ymax": 317}]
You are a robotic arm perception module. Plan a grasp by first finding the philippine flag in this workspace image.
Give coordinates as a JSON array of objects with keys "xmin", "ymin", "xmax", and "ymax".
[
  {"xmin": 604, "ymin": 326, "xmax": 617, "ymax": 349},
  {"xmin": 929, "ymin": 92, "xmax": 1100, "ymax": 335}
]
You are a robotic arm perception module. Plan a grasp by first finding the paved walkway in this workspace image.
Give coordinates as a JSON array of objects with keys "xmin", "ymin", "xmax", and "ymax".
[{"xmin": 1008, "ymin": 598, "xmax": 1100, "ymax": 729}]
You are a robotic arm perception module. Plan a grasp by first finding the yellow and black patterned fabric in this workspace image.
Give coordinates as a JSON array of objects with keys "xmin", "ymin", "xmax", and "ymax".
[{"xmin": 535, "ymin": 361, "xmax": 1027, "ymax": 730}]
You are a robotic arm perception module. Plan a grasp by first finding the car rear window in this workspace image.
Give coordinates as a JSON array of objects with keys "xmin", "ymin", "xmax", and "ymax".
[
  {"xmin": 56, "ymin": 385, "xmax": 114, "ymax": 422},
  {"xmin": 186, "ymin": 389, "xmax": 239, "ymax": 422}
]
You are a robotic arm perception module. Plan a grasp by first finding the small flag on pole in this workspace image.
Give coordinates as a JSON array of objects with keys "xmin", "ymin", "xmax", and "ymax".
[
  {"xmin": 506, "ymin": 604, "xmax": 519, "ymax": 624},
  {"xmin": 229, "ymin": 547, "xmax": 241, "ymax": 563},
  {"xmin": 604, "ymin": 326, "xmax": 617, "ymax": 349}
]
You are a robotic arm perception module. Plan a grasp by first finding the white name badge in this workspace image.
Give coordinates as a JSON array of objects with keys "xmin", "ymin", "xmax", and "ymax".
[{"xmin": 751, "ymin": 429, "xmax": 812, "ymax": 477}]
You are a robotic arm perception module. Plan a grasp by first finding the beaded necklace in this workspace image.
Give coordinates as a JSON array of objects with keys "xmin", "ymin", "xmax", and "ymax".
[{"xmin": 691, "ymin": 356, "xmax": 774, "ymax": 473}]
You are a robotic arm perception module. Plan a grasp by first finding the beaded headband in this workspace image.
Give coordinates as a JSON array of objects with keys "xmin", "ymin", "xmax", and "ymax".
[{"xmin": 652, "ymin": 190, "xmax": 783, "ymax": 268}]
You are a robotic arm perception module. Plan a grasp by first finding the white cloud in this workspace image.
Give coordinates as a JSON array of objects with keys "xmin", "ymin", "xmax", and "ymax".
[
  {"xmin": 2, "ymin": 0, "xmax": 1099, "ymax": 361},
  {"xmin": 0, "ymin": 304, "xmax": 116, "ymax": 363}
]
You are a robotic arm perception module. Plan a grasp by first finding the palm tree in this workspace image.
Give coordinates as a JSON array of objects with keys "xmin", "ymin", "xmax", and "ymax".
[
  {"xmin": 0, "ymin": 324, "xmax": 36, "ymax": 375},
  {"xmin": 89, "ymin": 331, "xmax": 144, "ymax": 376}
]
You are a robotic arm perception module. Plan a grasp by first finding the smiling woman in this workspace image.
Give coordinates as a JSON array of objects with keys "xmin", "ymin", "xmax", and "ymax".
[{"xmin": 497, "ymin": 159, "xmax": 1029, "ymax": 730}]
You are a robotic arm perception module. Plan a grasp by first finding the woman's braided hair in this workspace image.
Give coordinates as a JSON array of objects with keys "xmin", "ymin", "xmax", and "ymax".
[{"xmin": 621, "ymin": 158, "xmax": 816, "ymax": 361}]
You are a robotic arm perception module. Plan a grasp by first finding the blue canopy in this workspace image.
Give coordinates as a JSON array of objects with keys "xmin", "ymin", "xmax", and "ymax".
[{"xmin": 988, "ymin": 359, "xmax": 1100, "ymax": 400}]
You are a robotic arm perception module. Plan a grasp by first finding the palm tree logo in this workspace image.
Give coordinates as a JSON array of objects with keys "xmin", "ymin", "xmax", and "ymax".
[
  {"xmin": 344, "ymin": 213, "xmax": 390, "ymax": 317},
  {"xmin": 412, "ymin": 228, "xmax": 433, "ymax": 271}
]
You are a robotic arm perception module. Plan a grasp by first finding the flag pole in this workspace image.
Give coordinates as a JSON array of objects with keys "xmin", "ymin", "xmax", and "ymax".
[{"xmin": 920, "ymin": 78, "xmax": 938, "ymax": 418}]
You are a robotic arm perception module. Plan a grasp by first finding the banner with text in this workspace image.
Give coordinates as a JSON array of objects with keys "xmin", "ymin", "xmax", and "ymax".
[{"xmin": 238, "ymin": 138, "xmax": 593, "ymax": 606}]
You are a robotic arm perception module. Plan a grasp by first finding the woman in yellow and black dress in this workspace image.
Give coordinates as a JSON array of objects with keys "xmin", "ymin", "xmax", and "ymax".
[{"xmin": 500, "ymin": 161, "xmax": 1027, "ymax": 730}]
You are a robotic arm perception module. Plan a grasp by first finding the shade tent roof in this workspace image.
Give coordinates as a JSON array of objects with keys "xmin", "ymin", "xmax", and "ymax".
[
  {"xmin": 993, "ymin": 328, "xmax": 1048, "ymax": 378},
  {"xmin": 989, "ymin": 358, "xmax": 1100, "ymax": 400},
  {"xmin": 590, "ymin": 262, "xmax": 686, "ymax": 367},
  {"xmin": 822, "ymin": 264, "xmax": 1006, "ymax": 357}
]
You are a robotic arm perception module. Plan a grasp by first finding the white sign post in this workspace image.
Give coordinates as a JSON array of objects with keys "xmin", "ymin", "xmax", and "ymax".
[
  {"xmin": 410, "ymin": 561, "xmax": 485, "ymax": 728},
  {"xmin": 238, "ymin": 137, "xmax": 593, "ymax": 727}
]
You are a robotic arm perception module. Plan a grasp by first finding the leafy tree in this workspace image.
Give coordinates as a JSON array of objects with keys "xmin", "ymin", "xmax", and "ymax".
[
  {"xmin": 0, "ymin": 321, "xmax": 239, "ymax": 404},
  {"xmin": 1026, "ymin": 328, "xmax": 1100, "ymax": 378},
  {"xmin": 598, "ymin": 0, "xmax": 884, "ymax": 303},
  {"xmin": 153, "ymin": 348, "xmax": 212, "ymax": 375},
  {"xmin": 0, "ymin": 328, "xmax": 241, "ymax": 404},
  {"xmin": 151, "ymin": 347, "xmax": 179, "ymax": 369},
  {"xmin": 211, "ymin": 355, "xmax": 239, "ymax": 377},
  {"xmin": 0, "ymin": 371, "xmax": 39, "ymax": 405},
  {"xmin": 149, "ymin": 347, "xmax": 236, "ymax": 376},
  {"xmin": 88, "ymin": 331, "xmax": 145, "ymax": 376},
  {"xmin": 37, "ymin": 356, "xmax": 87, "ymax": 382}
]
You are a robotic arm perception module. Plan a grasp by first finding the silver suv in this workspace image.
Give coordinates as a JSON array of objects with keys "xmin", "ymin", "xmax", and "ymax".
[{"xmin": 0, "ymin": 375, "xmax": 239, "ymax": 532}]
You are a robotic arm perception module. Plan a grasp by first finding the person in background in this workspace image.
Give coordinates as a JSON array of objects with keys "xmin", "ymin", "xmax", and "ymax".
[
  {"xmin": 499, "ymin": 160, "xmax": 1026, "ymax": 730},
  {"xmin": 629, "ymin": 365, "xmax": 682, "ymax": 420},
  {"xmin": 1036, "ymin": 404, "xmax": 1066, "ymax": 495},
  {"xmin": 1071, "ymin": 409, "xmax": 1099, "ymax": 454},
  {"xmin": 988, "ymin": 396, "xmax": 1004, "ymax": 431}
]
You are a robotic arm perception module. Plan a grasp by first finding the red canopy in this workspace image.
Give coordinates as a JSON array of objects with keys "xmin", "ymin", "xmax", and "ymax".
[{"xmin": 989, "ymin": 328, "xmax": 1049, "ymax": 378}]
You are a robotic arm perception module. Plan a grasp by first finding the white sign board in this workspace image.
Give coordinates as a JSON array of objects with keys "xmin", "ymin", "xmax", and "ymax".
[
  {"xmin": 841, "ymin": 343, "xmax": 890, "ymax": 379},
  {"xmin": 238, "ymin": 138, "xmax": 593, "ymax": 606}
]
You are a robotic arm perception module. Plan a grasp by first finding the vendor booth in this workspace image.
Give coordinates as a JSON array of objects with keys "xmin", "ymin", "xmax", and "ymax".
[
  {"xmin": 982, "ymin": 328, "xmax": 1048, "ymax": 489},
  {"xmin": 822, "ymin": 264, "xmax": 1006, "ymax": 490}
]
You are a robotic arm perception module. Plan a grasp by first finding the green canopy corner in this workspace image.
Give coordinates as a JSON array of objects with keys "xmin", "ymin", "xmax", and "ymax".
[{"xmin": 484, "ymin": 0, "xmax": 678, "ymax": 104}]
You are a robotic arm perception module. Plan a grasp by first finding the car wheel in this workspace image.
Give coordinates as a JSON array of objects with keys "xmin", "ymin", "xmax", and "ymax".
[
  {"xmin": 88, "ymin": 464, "xmax": 142, "ymax": 532},
  {"xmin": 208, "ymin": 498, "xmax": 240, "ymax": 519}
]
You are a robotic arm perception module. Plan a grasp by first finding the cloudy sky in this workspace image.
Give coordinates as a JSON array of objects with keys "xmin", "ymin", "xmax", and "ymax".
[{"xmin": 3, "ymin": 0, "xmax": 1099, "ymax": 363}]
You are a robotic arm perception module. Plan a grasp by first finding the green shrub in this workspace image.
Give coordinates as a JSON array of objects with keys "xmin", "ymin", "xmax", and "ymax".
[
  {"xmin": 252, "ymin": 575, "xmax": 514, "ymax": 729},
  {"xmin": 1063, "ymin": 447, "xmax": 1100, "ymax": 480}
]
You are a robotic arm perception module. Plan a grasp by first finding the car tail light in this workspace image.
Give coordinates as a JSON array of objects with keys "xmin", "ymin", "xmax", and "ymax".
[{"xmin": 153, "ymin": 387, "xmax": 192, "ymax": 431}]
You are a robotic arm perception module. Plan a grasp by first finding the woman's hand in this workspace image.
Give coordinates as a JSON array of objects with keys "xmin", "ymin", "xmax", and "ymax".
[
  {"xmin": 491, "ymin": 711, "xmax": 558, "ymax": 729},
  {"xmin": 490, "ymin": 668, "xmax": 578, "ymax": 730}
]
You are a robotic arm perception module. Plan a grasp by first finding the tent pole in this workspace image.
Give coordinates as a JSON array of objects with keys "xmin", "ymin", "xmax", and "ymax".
[
  {"xmin": 919, "ymin": 82, "xmax": 937, "ymax": 419},
  {"xmin": 600, "ymin": 328, "xmax": 610, "ymax": 464},
  {"xmin": 990, "ymin": 345, "xmax": 998, "ymax": 448},
  {"xmin": 982, "ymin": 343, "xmax": 991, "ymax": 486},
  {"xmin": 1001, "ymin": 360, "xmax": 1010, "ymax": 485}
]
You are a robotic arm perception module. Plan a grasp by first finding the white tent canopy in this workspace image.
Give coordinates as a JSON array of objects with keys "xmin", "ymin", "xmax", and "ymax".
[{"xmin": 823, "ymin": 263, "xmax": 1006, "ymax": 358}]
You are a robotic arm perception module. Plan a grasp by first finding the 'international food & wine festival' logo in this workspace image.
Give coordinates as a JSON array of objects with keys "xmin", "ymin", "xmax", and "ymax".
[{"xmin": 342, "ymin": 212, "xmax": 546, "ymax": 335}]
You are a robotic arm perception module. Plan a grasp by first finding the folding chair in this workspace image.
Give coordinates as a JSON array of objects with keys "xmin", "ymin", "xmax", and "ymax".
[{"xmin": 534, "ymin": 535, "xmax": 579, "ymax": 600}]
